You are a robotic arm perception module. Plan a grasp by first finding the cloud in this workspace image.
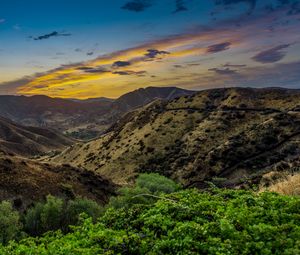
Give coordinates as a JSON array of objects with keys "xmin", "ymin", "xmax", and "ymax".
[
  {"xmin": 0, "ymin": 77, "xmax": 33, "ymax": 95},
  {"xmin": 174, "ymin": 0, "xmax": 188, "ymax": 13},
  {"xmin": 13, "ymin": 24, "xmax": 21, "ymax": 30},
  {"xmin": 113, "ymin": 70, "xmax": 147, "ymax": 76},
  {"xmin": 144, "ymin": 49, "xmax": 170, "ymax": 59},
  {"xmin": 0, "ymin": 19, "xmax": 6, "ymax": 24},
  {"xmin": 112, "ymin": 61, "xmax": 132, "ymax": 68},
  {"xmin": 32, "ymin": 31, "xmax": 72, "ymax": 41},
  {"xmin": 252, "ymin": 44, "xmax": 290, "ymax": 64},
  {"xmin": 78, "ymin": 67, "xmax": 110, "ymax": 73},
  {"xmin": 121, "ymin": 0, "xmax": 152, "ymax": 12},
  {"xmin": 223, "ymin": 63, "xmax": 247, "ymax": 67},
  {"xmin": 206, "ymin": 42, "xmax": 231, "ymax": 53},
  {"xmin": 87, "ymin": 52, "xmax": 94, "ymax": 56},
  {"xmin": 215, "ymin": 0, "xmax": 257, "ymax": 12},
  {"xmin": 208, "ymin": 67, "xmax": 238, "ymax": 75}
]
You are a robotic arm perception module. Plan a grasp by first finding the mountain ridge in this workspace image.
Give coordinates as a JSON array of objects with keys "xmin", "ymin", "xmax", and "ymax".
[{"xmin": 50, "ymin": 87, "xmax": 300, "ymax": 187}]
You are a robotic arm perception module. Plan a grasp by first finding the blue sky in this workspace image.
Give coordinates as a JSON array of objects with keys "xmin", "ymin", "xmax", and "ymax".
[{"xmin": 0, "ymin": 0, "xmax": 300, "ymax": 98}]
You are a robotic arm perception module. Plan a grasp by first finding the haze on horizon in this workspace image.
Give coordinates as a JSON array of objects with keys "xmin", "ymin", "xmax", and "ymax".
[{"xmin": 0, "ymin": 0, "xmax": 300, "ymax": 99}]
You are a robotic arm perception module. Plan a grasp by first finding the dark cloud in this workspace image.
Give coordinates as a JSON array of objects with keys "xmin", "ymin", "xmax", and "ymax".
[
  {"xmin": 215, "ymin": 0, "xmax": 257, "ymax": 12},
  {"xmin": 223, "ymin": 63, "xmax": 247, "ymax": 68},
  {"xmin": 252, "ymin": 44, "xmax": 290, "ymax": 64},
  {"xmin": 144, "ymin": 49, "xmax": 170, "ymax": 59},
  {"xmin": 77, "ymin": 66, "xmax": 109, "ymax": 73},
  {"xmin": 74, "ymin": 48, "xmax": 82, "ymax": 52},
  {"xmin": 113, "ymin": 70, "xmax": 147, "ymax": 76},
  {"xmin": 112, "ymin": 61, "xmax": 131, "ymax": 68},
  {"xmin": 208, "ymin": 67, "xmax": 238, "ymax": 75},
  {"xmin": 122, "ymin": 0, "xmax": 152, "ymax": 12},
  {"xmin": 32, "ymin": 31, "xmax": 72, "ymax": 41},
  {"xmin": 174, "ymin": 0, "xmax": 188, "ymax": 13},
  {"xmin": 174, "ymin": 64, "xmax": 184, "ymax": 68},
  {"xmin": 206, "ymin": 42, "xmax": 231, "ymax": 53},
  {"xmin": 0, "ymin": 77, "xmax": 33, "ymax": 95},
  {"xmin": 87, "ymin": 52, "xmax": 94, "ymax": 56},
  {"xmin": 287, "ymin": 1, "xmax": 300, "ymax": 15}
]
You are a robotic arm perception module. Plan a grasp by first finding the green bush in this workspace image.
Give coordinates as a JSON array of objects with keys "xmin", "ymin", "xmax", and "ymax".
[
  {"xmin": 1, "ymin": 189, "xmax": 299, "ymax": 254},
  {"xmin": 136, "ymin": 173, "xmax": 180, "ymax": 194},
  {"xmin": 108, "ymin": 186, "xmax": 152, "ymax": 209},
  {"xmin": 24, "ymin": 195, "xmax": 103, "ymax": 236},
  {"xmin": 109, "ymin": 174, "xmax": 180, "ymax": 209},
  {"xmin": 65, "ymin": 197, "xmax": 103, "ymax": 226},
  {"xmin": 0, "ymin": 201, "xmax": 22, "ymax": 244},
  {"xmin": 24, "ymin": 195, "xmax": 64, "ymax": 236}
]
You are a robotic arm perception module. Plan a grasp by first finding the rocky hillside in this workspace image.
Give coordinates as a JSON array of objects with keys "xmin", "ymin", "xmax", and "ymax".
[
  {"xmin": 0, "ymin": 116, "xmax": 73, "ymax": 157},
  {"xmin": 0, "ymin": 154, "xmax": 116, "ymax": 210},
  {"xmin": 51, "ymin": 87, "xmax": 300, "ymax": 187},
  {"xmin": 0, "ymin": 87, "xmax": 194, "ymax": 140}
]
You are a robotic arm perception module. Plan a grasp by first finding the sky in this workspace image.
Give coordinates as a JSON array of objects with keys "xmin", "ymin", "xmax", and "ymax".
[{"xmin": 0, "ymin": 0, "xmax": 300, "ymax": 99}]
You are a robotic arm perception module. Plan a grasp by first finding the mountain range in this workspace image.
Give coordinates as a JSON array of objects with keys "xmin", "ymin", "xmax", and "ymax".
[{"xmin": 0, "ymin": 87, "xmax": 194, "ymax": 140}]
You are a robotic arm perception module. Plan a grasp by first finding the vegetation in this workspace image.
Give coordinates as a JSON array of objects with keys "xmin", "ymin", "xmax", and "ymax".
[
  {"xmin": 1, "ymin": 196, "xmax": 103, "ymax": 243},
  {"xmin": 260, "ymin": 173, "xmax": 300, "ymax": 196},
  {"xmin": 0, "ymin": 173, "xmax": 299, "ymax": 254}
]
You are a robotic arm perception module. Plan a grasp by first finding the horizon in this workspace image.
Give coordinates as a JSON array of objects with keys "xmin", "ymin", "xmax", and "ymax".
[{"xmin": 0, "ymin": 0, "xmax": 300, "ymax": 99}]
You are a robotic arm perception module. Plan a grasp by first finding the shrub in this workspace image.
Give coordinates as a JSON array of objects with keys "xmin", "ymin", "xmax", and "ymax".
[
  {"xmin": 24, "ymin": 195, "xmax": 64, "ymax": 236},
  {"xmin": 65, "ymin": 197, "xmax": 103, "ymax": 226},
  {"xmin": 108, "ymin": 186, "xmax": 152, "ymax": 209},
  {"xmin": 136, "ymin": 173, "xmax": 180, "ymax": 194},
  {"xmin": 1, "ymin": 189, "xmax": 300, "ymax": 254},
  {"xmin": 0, "ymin": 201, "xmax": 22, "ymax": 244}
]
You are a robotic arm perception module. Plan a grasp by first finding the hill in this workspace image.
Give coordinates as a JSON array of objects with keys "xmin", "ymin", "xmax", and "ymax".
[
  {"xmin": 51, "ymin": 87, "xmax": 300, "ymax": 187},
  {"xmin": 0, "ymin": 87, "xmax": 194, "ymax": 140},
  {"xmin": 0, "ymin": 154, "xmax": 116, "ymax": 210},
  {"xmin": 0, "ymin": 117, "xmax": 73, "ymax": 157}
]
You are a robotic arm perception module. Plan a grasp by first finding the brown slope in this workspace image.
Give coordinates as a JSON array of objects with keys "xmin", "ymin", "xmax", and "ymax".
[
  {"xmin": 51, "ymin": 87, "xmax": 300, "ymax": 187},
  {"xmin": 0, "ymin": 154, "xmax": 116, "ymax": 210},
  {"xmin": 0, "ymin": 116, "xmax": 74, "ymax": 157}
]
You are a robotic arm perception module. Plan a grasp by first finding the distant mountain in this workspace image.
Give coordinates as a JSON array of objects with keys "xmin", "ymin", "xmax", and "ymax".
[
  {"xmin": 0, "ymin": 154, "xmax": 116, "ymax": 210},
  {"xmin": 51, "ymin": 87, "xmax": 300, "ymax": 188},
  {"xmin": 0, "ymin": 116, "xmax": 73, "ymax": 157},
  {"xmin": 114, "ymin": 86, "xmax": 194, "ymax": 111},
  {"xmin": 0, "ymin": 87, "xmax": 195, "ymax": 140}
]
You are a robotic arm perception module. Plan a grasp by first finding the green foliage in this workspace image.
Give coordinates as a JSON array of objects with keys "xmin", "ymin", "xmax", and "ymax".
[
  {"xmin": 24, "ymin": 195, "xmax": 64, "ymax": 236},
  {"xmin": 1, "ymin": 189, "xmax": 299, "ymax": 254},
  {"xmin": 24, "ymin": 196, "xmax": 103, "ymax": 236},
  {"xmin": 65, "ymin": 197, "xmax": 103, "ymax": 226},
  {"xmin": 108, "ymin": 173, "xmax": 181, "ymax": 209},
  {"xmin": 136, "ymin": 173, "xmax": 180, "ymax": 194},
  {"xmin": 0, "ymin": 201, "xmax": 22, "ymax": 244}
]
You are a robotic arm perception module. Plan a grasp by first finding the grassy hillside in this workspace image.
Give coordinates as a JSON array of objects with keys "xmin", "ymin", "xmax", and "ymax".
[
  {"xmin": 52, "ymin": 87, "xmax": 300, "ymax": 186},
  {"xmin": 0, "ymin": 154, "xmax": 116, "ymax": 210}
]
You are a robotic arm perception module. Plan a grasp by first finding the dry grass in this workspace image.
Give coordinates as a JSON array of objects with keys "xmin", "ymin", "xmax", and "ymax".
[{"xmin": 260, "ymin": 173, "xmax": 300, "ymax": 196}]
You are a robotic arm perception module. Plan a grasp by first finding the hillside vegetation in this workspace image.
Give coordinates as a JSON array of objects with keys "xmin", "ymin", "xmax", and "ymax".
[
  {"xmin": 52, "ymin": 87, "xmax": 300, "ymax": 187},
  {"xmin": 1, "ymin": 187, "xmax": 299, "ymax": 254}
]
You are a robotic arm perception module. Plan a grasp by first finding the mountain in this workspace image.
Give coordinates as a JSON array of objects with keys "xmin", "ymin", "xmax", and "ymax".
[
  {"xmin": 51, "ymin": 87, "xmax": 300, "ymax": 187},
  {"xmin": 0, "ymin": 154, "xmax": 116, "ymax": 210},
  {"xmin": 0, "ymin": 87, "xmax": 195, "ymax": 140},
  {"xmin": 0, "ymin": 116, "xmax": 73, "ymax": 157}
]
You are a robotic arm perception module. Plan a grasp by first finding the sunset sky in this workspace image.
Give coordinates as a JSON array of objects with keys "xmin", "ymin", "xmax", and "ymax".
[{"xmin": 0, "ymin": 0, "xmax": 300, "ymax": 98}]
